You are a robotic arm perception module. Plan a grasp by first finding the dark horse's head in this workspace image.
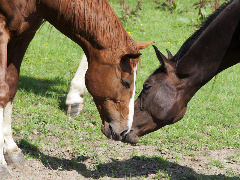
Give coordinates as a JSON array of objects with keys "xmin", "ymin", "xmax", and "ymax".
[
  {"xmin": 122, "ymin": 46, "xmax": 189, "ymax": 144},
  {"xmin": 122, "ymin": 0, "xmax": 240, "ymax": 144}
]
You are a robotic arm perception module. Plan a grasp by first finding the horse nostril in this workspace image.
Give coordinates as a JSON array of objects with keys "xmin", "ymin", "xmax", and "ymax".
[
  {"xmin": 106, "ymin": 116, "xmax": 111, "ymax": 123},
  {"xmin": 120, "ymin": 129, "xmax": 128, "ymax": 138},
  {"xmin": 109, "ymin": 124, "xmax": 113, "ymax": 131}
]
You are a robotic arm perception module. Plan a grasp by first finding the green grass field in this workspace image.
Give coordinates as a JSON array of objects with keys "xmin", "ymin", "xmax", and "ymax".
[{"xmin": 11, "ymin": 0, "xmax": 239, "ymax": 179}]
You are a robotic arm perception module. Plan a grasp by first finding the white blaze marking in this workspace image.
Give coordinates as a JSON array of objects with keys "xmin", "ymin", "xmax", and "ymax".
[{"xmin": 128, "ymin": 65, "xmax": 137, "ymax": 130}]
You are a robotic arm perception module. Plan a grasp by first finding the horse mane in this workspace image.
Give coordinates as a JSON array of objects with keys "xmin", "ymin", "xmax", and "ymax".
[
  {"xmin": 171, "ymin": 0, "xmax": 234, "ymax": 62},
  {"xmin": 55, "ymin": 0, "xmax": 135, "ymax": 52}
]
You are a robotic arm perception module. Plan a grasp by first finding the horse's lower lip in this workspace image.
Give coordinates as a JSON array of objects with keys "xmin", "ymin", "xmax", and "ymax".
[
  {"xmin": 101, "ymin": 124, "xmax": 112, "ymax": 139},
  {"xmin": 121, "ymin": 129, "xmax": 132, "ymax": 141},
  {"xmin": 120, "ymin": 129, "xmax": 128, "ymax": 137},
  {"xmin": 121, "ymin": 130, "xmax": 139, "ymax": 144}
]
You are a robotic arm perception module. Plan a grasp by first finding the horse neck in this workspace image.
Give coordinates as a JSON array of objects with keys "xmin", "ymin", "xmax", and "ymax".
[
  {"xmin": 216, "ymin": 25, "xmax": 240, "ymax": 74},
  {"xmin": 186, "ymin": 28, "xmax": 240, "ymax": 92},
  {"xmin": 38, "ymin": 0, "xmax": 134, "ymax": 57},
  {"xmin": 176, "ymin": 0, "xmax": 240, "ymax": 100},
  {"xmin": 181, "ymin": 39, "xmax": 240, "ymax": 106}
]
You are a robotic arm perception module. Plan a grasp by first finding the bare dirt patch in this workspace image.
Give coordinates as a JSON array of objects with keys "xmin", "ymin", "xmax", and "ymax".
[{"xmin": 6, "ymin": 139, "xmax": 240, "ymax": 180}]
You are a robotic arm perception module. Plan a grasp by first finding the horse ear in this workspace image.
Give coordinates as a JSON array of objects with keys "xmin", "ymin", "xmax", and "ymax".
[
  {"xmin": 123, "ymin": 53, "xmax": 142, "ymax": 59},
  {"xmin": 153, "ymin": 45, "xmax": 175, "ymax": 72},
  {"xmin": 166, "ymin": 49, "xmax": 173, "ymax": 59},
  {"xmin": 136, "ymin": 41, "xmax": 155, "ymax": 50},
  {"xmin": 121, "ymin": 53, "xmax": 141, "ymax": 74},
  {"xmin": 153, "ymin": 45, "xmax": 166, "ymax": 69}
]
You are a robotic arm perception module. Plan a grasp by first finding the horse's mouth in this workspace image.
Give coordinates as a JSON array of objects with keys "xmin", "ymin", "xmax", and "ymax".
[
  {"xmin": 109, "ymin": 124, "xmax": 133, "ymax": 142},
  {"xmin": 121, "ymin": 130, "xmax": 140, "ymax": 144},
  {"xmin": 102, "ymin": 123, "xmax": 140, "ymax": 144},
  {"xmin": 121, "ymin": 129, "xmax": 133, "ymax": 141},
  {"xmin": 101, "ymin": 121, "xmax": 130, "ymax": 141}
]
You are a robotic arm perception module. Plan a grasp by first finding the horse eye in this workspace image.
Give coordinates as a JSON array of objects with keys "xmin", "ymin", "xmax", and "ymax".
[
  {"xmin": 121, "ymin": 79, "xmax": 131, "ymax": 89},
  {"xmin": 143, "ymin": 83, "xmax": 151, "ymax": 91}
]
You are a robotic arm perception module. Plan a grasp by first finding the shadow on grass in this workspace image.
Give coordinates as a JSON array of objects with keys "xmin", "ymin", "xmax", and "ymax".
[
  {"xmin": 19, "ymin": 140, "xmax": 239, "ymax": 180},
  {"xmin": 18, "ymin": 75, "xmax": 68, "ymax": 111}
]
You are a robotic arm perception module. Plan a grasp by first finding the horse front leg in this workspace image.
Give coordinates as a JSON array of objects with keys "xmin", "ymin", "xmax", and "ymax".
[
  {"xmin": 0, "ymin": 16, "xmax": 11, "ymax": 179},
  {"xmin": 66, "ymin": 53, "xmax": 88, "ymax": 116},
  {"xmin": 2, "ymin": 28, "xmax": 40, "ymax": 169},
  {"xmin": 0, "ymin": 108, "xmax": 10, "ymax": 179},
  {"xmin": 3, "ymin": 101, "xmax": 27, "ymax": 167}
]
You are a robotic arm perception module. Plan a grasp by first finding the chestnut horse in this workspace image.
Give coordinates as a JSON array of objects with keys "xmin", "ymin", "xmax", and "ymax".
[
  {"xmin": 123, "ymin": 0, "xmax": 240, "ymax": 144},
  {"xmin": 0, "ymin": 0, "xmax": 154, "ymax": 177}
]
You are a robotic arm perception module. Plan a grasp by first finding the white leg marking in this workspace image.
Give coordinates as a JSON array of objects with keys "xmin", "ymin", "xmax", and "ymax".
[
  {"xmin": 66, "ymin": 54, "xmax": 88, "ymax": 105},
  {"xmin": 3, "ymin": 102, "xmax": 20, "ymax": 155},
  {"xmin": 0, "ymin": 108, "xmax": 6, "ymax": 165},
  {"xmin": 128, "ymin": 65, "xmax": 137, "ymax": 130}
]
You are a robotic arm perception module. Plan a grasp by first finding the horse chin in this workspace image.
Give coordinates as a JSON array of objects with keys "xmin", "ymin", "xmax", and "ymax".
[
  {"xmin": 101, "ymin": 124, "xmax": 112, "ymax": 139},
  {"xmin": 101, "ymin": 119, "xmax": 141, "ymax": 144},
  {"xmin": 171, "ymin": 106, "xmax": 187, "ymax": 124},
  {"xmin": 101, "ymin": 121, "xmax": 129, "ymax": 142}
]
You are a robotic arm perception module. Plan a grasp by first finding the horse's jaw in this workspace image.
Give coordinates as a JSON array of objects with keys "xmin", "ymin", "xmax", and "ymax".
[{"xmin": 120, "ymin": 99, "xmax": 159, "ymax": 144}]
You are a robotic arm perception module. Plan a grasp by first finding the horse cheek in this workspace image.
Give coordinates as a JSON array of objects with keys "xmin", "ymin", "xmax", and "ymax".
[{"xmin": 172, "ymin": 106, "xmax": 187, "ymax": 124}]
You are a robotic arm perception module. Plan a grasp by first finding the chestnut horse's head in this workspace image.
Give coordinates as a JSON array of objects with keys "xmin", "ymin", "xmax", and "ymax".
[{"xmin": 85, "ymin": 41, "xmax": 154, "ymax": 141}]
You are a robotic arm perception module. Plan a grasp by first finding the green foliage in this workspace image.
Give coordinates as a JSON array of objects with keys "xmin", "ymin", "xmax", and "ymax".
[
  {"xmin": 119, "ymin": 0, "xmax": 142, "ymax": 23},
  {"xmin": 154, "ymin": 169, "xmax": 171, "ymax": 179},
  {"xmin": 154, "ymin": 0, "xmax": 175, "ymax": 13},
  {"xmin": 193, "ymin": 0, "xmax": 228, "ymax": 24},
  {"xmin": 154, "ymin": 0, "xmax": 186, "ymax": 14}
]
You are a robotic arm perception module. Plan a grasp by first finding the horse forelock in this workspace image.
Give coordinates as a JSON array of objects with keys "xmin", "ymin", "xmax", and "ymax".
[{"xmin": 172, "ymin": 0, "xmax": 234, "ymax": 63}]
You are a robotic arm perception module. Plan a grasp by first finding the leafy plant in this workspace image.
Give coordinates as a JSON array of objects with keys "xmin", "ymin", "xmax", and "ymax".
[
  {"xmin": 210, "ymin": 0, "xmax": 221, "ymax": 11},
  {"xmin": 154, "ymin": 170, "xmax": 171, "ymax": 179},
  {"xmin": 193, "ymin": 0, "xmax": 209, "ymax": 23},
  {"xmin": 119, "ymin": 0, "xmax": 142, "ymax": 23},
  {"xmin": 154, "ymin": 0, "xmax": 177, "ymax": 13},
  {"xmin": 194, "ymin": 0, "xmax": 228, "ymax": 24}
]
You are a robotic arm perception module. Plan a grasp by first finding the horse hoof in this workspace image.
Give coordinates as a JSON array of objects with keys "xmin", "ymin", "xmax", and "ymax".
[
  {"xmin": 4, "ymin": 152, "xmax": 28, "ymax": 167},
  {"xmin": 66, "ymin": 103, "xmax": 84, "ymax": 116},
  {"xmin": 0, "ymin": 165, "xmax": 11, "ymax": 179}
]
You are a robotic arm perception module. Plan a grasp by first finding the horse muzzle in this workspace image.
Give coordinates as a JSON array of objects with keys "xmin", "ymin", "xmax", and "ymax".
[
  {"xmin": 101, "ymin": 121, "xmax": 130, "ymax": 141},
  {"xmin": 121, "ymin": 129, "xmax": 141, "ymax": 144}
]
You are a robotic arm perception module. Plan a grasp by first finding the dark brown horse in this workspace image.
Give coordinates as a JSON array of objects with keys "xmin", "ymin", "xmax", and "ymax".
[
  {"xmin": 0, "ymin": 0, "xmax": 154, "ymax": 177},
  {"xmin": 123, "ymin": 0, "xmax": 240, "ymax": 144}
]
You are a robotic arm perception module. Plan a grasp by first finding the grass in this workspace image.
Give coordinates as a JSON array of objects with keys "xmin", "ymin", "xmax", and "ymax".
[{"xmin": 10, "ymin": 0, "xmax": 239, "ymax": 179}]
